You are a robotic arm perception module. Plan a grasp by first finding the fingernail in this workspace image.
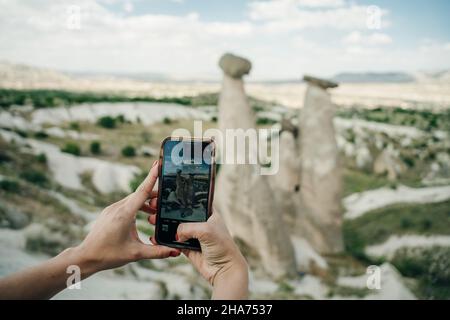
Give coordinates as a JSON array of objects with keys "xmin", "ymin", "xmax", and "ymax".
[
  {"xmin": 175, "ymin": 234, "xmax": 179, "ymax": 241},
  {"xmin": 151, "ymin": 160, "xmax": 158, "ymax": 168},
  {"xmin": 170, "ymin": 251, "xmax": 178, "ymax": 257}
]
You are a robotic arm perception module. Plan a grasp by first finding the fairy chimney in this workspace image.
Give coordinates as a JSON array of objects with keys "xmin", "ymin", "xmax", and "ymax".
[
  {"xmin": 296, "ymin": 75, "xmax": 344, "ymax": 254},
  {"xmin": 214, "ymin": 53, "xmax": 297, "ymax": 278}
]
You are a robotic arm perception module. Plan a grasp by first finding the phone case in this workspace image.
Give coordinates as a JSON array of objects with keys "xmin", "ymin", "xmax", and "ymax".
[{"xmin": 154, "ymin": 136, "xmax": 216, "ymax": 251}]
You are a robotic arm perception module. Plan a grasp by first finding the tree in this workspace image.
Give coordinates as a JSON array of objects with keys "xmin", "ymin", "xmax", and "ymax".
[
  {"xmin": 97, "ymin": 116, "xmax": 116, "ymax": 129},
  {"xmin": 90, "ymin": 141, "xmax": 101, "ymax": 155},
  {"xmin": 121, "ymin": 145, "xmax": 136, "ymax": 157}
]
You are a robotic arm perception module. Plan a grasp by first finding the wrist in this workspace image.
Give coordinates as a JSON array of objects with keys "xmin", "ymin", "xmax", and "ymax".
[
  {"xmin": 58, "ymin": 245, "xmax": 101, "ymax": 279},
  {"xmin": 212, "ymin": 255, "xmax": 249, "ymax": 299}
]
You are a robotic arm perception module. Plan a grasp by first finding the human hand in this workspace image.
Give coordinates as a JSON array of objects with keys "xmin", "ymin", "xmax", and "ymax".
[
  {"xmin": 74, "ymin": 161, "xmax": 180, "ymax": 275},
  {"xmin": 147, "ymin": 210, "xmax": 249, "ymax": 299}
]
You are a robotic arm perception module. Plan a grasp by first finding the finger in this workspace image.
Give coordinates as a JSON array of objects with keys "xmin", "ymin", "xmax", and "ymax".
[
  {"xmin": 147, "ymin": 214, "xmax": 156, "ymax": 225},
  {"xmin": 140, "ymin": 197, "xmax": 158, "ymax": 214},
  {"xmin": 177, "ymin": 222, "xmax": 210, "ymax": 242},
  {"xmin": 126, "ymin": 161, "xmax": 159, "ymax": 214},
  {"xmin": 140, "ymin": 202, "xmax": 156, "ymax": 214},
  {"xmin": 136, "ymin": 243, "xmax": 180, "ymax": 259},
  {"xmin": 149, "ymin": 236, "xmax": 157, "ymax": 245}
]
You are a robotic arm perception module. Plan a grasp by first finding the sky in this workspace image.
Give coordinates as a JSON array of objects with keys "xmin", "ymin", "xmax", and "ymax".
[{"xmin": 0, "ymin": 0, "xmax": 449, "ymax": 80}]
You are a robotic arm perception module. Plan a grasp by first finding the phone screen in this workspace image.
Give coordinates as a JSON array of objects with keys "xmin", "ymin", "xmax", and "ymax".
[{"xmin": 156, "ymin": 138, "xmax": 215, "ymax": 250}]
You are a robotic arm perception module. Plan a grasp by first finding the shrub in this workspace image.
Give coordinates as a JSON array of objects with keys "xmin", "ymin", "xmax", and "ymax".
[
  {"xmin": 36, "ymin": 153, "xmax": 47, "ymax": 164},
  {"xmin": 256, "ymin": 117, "xmax": 277, "ymax": 125},
  {"xmin": 163, "ymin": 117, "xmax": 172, "ymax": 125},
  {"xmin": 69, "ymin": 122, "xmax": 80, "ymax": 131},
  {"xmin": 116, "ymin": 114, "xmax": 126, "ymax": 124},
  {"xmin": 14, "ymin": 129, "xmax": 28, "ymax": 138},
  {"xmin": 0, "ymin": 179, "xmax": 20, "ymax": 192},
  {"xmin": 20, "ymin": 169, "xmax": 48, "ymax": 187},
  {"xmin": 61, "ymin": 143, "xmax": 81, "ymax": 156},
  {"xmin": 343, "ymin": 224, "xmax": 368, "ymax": 261},
  {"xmin": 90, "ymin": 141, "xmax": 101, "ymax": 155},
  {"xmin": 121, "ymin": 145, "xmax": 136, "ymax": 157},
  {"xmin": 97, "ymin": 116, "xmax": 116, "ymax": 129},
  {"xmin": 421, "ymin": 218, "xmax": 432, "ymax": 230},
  {"xmin": 34, "ymin": 131, "xmax": 48, "ymax": 139},
  {"xmin": 400, "ymin": 217, "xmax": 412, "ymax": 229}
]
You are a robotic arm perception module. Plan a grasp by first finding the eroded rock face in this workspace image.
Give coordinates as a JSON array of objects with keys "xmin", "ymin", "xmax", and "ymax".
[
  {"xmin": 270, "ymin": 130, "xmax": 300, "ymax": 228},
  {"xmin": 297, "ymin": 78, "xmax": 344, "ymax": 254},
  {"xmin": 215, "ymin": 53, "xmax": 296, "ymax": 278},
  {"xmin": 303, "ymin": 75, "xmax": 338, "ymax": 89},
  {"xmin": 219, "ymin": 53, "xmax": 252, "ymax": 79},
  {"xmin": 373, "ymin": 147, "xmax": 405, "ymax": 181}
]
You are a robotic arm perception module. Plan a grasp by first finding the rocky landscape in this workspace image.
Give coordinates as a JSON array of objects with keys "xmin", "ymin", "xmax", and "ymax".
[{"xmin": 0, "ymin": 61, "xmax": 449, "ymax": 299}]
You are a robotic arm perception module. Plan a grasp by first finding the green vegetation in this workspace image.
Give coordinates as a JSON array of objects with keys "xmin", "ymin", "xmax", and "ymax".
[
  {"xmin": 344, "ymin": 200, "xmax": 450, "ymax": 299},
  {"xmin": 0, "ymin": 88, "xmax": 210, "ymax": 108},
  {"xmin": 392, "ymin": 247, "xmax": 450, "ymax": 299},
  {"xmin": 61, "ymin": 142, "xmax": 81, "ymax": 156},
  {"xmin": 33, "ymin": 131, "xmax": 48, "ymax": 139},
  {"xmin": 69, "ymin": 122, "xmax": 80, "ymax": 131},
  {"xmin": 162, "ymin": 117, "xmax": 172, "ymax": 125},
  {"xmin": 90, "ymin": 141, "xmax": 101, "ymax": 155},
  {"xmin": 19, "ymin": 169, "xmax": 49, "ymax": 187},
  {"xmin": 256, "ymin": 117, "xmax": 277, "ymax": 125},
  {"xmin": 343, "ymin": 169, "xmax": 390, "ymax": 196},
  {"xmin": 0, "ymin": 179, "xmax": 20, "ymax": 193},
  {"xmin": 344, "ymin": 200, "xmax": 450, "ymax": 248},
  {"xmin": 337, "ymin": 107, "xmax": 450, "ymax": 132},
  {"xmin": 116, "ymin": 114, "xmax": 126, "ymax": 124},
  {"xmin": 97, "ymin": 116, "xmax": 116, "ymax": 129},
  {"xmin": 0, "ymin": 89, "xmax": 279, "ymax": 111},
  {"xmin": 36, "ymin": 153, "xmax": 47, "ymax": 164},
  {"xmin": 121, "ymin": 145, "xmax": 136, "ymax": 157}
]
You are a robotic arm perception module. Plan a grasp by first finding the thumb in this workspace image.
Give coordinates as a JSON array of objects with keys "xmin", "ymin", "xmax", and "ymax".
[
  {"xmin": 177, "ymin": 222, "xmax": 210, "ymax": 242},
  {"xmin": 135, "ymin": 243, "xmax": 180, "ymax": 259}
]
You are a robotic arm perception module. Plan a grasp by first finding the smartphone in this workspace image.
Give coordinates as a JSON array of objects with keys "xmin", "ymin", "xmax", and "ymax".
[{"xmin": 155, "ymin": 136, "xmax": 216, "ymax": 250}]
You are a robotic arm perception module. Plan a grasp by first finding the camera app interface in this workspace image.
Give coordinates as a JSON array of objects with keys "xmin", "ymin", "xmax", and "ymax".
[{"xmin": 158, "ymin": 140, "xmax": 213, "ymax": 245}]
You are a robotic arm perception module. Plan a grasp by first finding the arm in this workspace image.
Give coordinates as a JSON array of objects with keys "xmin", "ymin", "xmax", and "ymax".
[
  {"xmin": 0, "ymin": 246, "xmax": 95, "ymax": 300},
  {"xmin": 0, "ymin": 161, "xmax": 180, "ymax": 300}
]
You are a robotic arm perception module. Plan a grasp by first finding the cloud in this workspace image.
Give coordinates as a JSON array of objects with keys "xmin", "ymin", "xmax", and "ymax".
[
  {"xmin": 123, "ymin": 1, "xmax": 134, "ymax": 13},
  {"xmin": 248, "ymin": 0, "xmax": 389, "ymax": 31},
  {"xmin": 343, "ymin": 31, "xmax": 392, "ymax": 46},
  {"xmin": 0, "ymin": 0, "xmax": 447, "ymax": 79}
]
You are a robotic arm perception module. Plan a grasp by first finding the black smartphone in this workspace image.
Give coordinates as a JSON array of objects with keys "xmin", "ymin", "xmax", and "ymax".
[{"xmin": 155, "ymin": 137, "xmax": 216, "ymax": 250}]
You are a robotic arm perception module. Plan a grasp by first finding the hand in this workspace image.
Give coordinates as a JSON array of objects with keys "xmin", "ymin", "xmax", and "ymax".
[
  {"xmin": 147, "ymin": 210, "xmax": 249, "ymax": 299},
  {"xmin": 75, "ymin": 161, "xmax": 180, "ymax": 274}
]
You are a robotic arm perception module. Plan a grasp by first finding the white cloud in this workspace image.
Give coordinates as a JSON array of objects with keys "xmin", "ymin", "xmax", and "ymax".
[
  {"xmin": 343, "ymin": 31, "xmax": 392, "ymax": 46},
  {"xmin": 248, "ymin": 0, "xmax": 345, "ymax": 21},
  {"xmin": 123, "ymin": 1, "xmax": 134, "ymax": 13},
  {"xmin": 0, "ymin": 0, "xmax": 447, "ymax": 79},
  {"xmin": 248, "ymin": 0, "xmax": 389, "ymax": 31}
]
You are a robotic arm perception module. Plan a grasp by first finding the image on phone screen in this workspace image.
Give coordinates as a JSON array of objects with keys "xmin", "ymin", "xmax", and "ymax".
[{"xmin": 156, "ymin": 138, "xmax": 215, "ymax": 250}]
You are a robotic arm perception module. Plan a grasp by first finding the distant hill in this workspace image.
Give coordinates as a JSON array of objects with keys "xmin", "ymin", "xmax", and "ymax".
[
  {"xmin": 332, "ymin": 72, "xmax": 415, "ymax": 83},
  {"xmin": 0, "ymin": 61, "xmax": 75, "ymax": 88}
]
